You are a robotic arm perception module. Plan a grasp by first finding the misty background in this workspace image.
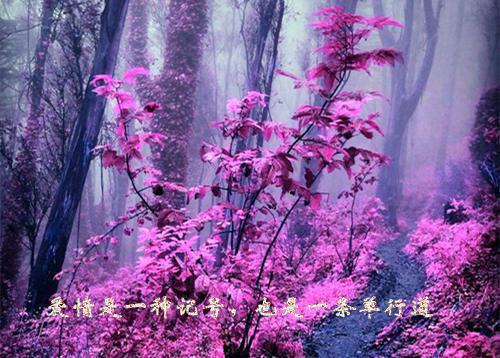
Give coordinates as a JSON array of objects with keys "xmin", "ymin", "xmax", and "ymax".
[{"xmin": 0, "ymin": 0, "xmax": 498, "ymax": 287}]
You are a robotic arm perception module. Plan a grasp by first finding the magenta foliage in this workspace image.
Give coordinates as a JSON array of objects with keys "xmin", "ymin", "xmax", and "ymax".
[
  {"xmin": 376, "ymin": 194, "xmax": 499, "ymax": 357},
  {"xmin": 1, "ymin": 6, "xmax": 403, "ymax": 356}
]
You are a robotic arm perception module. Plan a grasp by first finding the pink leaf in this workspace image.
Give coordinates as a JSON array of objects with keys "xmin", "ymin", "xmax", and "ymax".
[
  {"xmin": 90, "ymin": 74, "xmax": 113, "ymax": 87},
  {"xmin": 310, "ymin": 193, "xmax": 322, "ymax": 210},
  {"xmin": 262, "ymin": 123, "xmax": 274, "ymax": 142},
  {"xmin": 365, "ymin": 16, "xmax": 403, "ymax": 29},
  {"xmin": 366, "ymin": 114, "xmax": 383, "ymax": 135},
  {"xmin": 123, "ymin": 67, "xmax": 149, "ymax": 84},
  {"xmin": 275, "ymin": 68, "xmax": 300, "ymax": 81},
  {"xmin": 305, "ymin": 167, "xmax": 315, "ymax": 188},
  {"xmin": 102, "ymin": 149, "xmax": 126, "ymax": 171}
]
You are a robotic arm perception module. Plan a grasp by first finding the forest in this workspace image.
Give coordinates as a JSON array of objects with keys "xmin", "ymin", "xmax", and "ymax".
[{"xmin": 0, "ymin": 0, "xmax": 498, "ymax": 357}]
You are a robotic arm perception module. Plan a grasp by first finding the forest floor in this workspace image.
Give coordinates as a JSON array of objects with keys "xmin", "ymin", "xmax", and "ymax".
[{"xmin": 304, "ymin": 233, "xmax": 426, "ymax": 357}]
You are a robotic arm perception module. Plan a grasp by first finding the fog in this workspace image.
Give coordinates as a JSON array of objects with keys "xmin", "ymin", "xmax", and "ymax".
[{"xmin": 0, "ymin": 0, "xmax": 498, "ymax": 270}]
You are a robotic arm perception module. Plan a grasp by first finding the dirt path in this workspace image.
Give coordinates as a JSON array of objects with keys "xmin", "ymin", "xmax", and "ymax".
[{"xmin": 304, "ymin": 234, "xmax": 426, "ymax": 357}]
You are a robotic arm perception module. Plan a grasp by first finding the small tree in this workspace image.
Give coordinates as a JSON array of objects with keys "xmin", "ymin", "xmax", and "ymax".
[
  {"xmin": 10, "ymin": 5, "xmax": 402, "ymax": 357},
  {"xmin": 72, "ymin": 5, "xmax": 402, "ymax": 356}
]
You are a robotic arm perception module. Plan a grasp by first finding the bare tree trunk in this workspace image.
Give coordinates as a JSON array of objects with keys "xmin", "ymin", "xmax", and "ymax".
[
  {"xmin": 127, "ymin": 0, "xmax": 150, "ymax": 101},
  {"xmin": 241, "ymin": 0, "xmax": 284, "ymax": 136},
  {"xmin": 435, "ymin": 0, "xmax": 464, "ymax": 178},
  {"xmin": 256, "ymin": 0, "xmax": 284, "ymax": 147},
  {"xmin": 0, "ymin": 0, "xmax": 58, "ymax": 326},
  {"xmin": 233, "ymin": 0, "xmax": 284, "ymax": 156},
  {"xmin": 482, "ymin": 0, "xmax": 500, "ymax": 89},
  {"xmin": 244, "ymin": 0, "xmax": 279, "ymax": 92},
  {"xmin": 25, "ymin": 0, "xmax": 130, "ymax": 315},
  {"xmin": 223, "ymin": 7, "xmax": 237, "ymax": 105},
  {"xmin": 374, "ymin": 0, "xmax": 442, "ymax": 227},
  {"xmin": 151, "ymin": 0, "xmax": 208, "ymax": 208}
]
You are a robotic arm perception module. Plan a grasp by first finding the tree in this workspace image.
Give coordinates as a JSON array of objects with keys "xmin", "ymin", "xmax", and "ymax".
[
  {"xmin": 25, "ymin": 0, "xmax": 130, "ymax": 315},
  {"xmin": 434, "ymin": 0, "xmax": 465, "ymax": 180},
  {"xmin": 150, "ymin": 0, "xmax": 209, "ymax": 208},
  {"xmin": 374, "ymin": 0, "xmax": 443, "ymax": 226},
  {"xmin": 236, "ymin": 0, "xmax": 285, "ymax": 150},
  {"xmin": 0, "ymin": 0, "xmax": 59, "ymax": 325},
  {"xmin": 293, "ymin": 0, "xmax": 359, "ymax": 231},
  {"xmin": 66, "ymin": 7, "xmax": 398, "ymax": 355},
  {"xmin": 126, "ymin": 0, "xmax": 149, "ymax": 101},
  {"xmin": 123, "ymin": 0, "xmax": 209, "ymax": 209},
  {"xmin": 479, "ymin": 0, "xmax": 500, "ymax": 89},
  {"xmin": 216, "ymin": 0, "xmax": 285, "ymax": 262},
  {"xmin": 0, "ymin": 5, "xmax": 402, "ymax": 355}
]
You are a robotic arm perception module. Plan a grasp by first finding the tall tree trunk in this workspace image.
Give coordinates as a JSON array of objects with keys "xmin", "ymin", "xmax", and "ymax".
[
  {"xmin": 223, "ymin": 7, "xmax": 237, "ymax": 105},
  {"xmin": 127, "ymin": 0, "xmax": 150, "ymax": 101},
  {"xmin": 374, "ymin": 0, "xmax": 442, "ymax": 227},
  {"xmin": 482, "ymin": 0, "xmax": 500, "ymax": 89},
  {"xmin": 0, "ymin": 0, "xmax": 58, "ymax": 326},
  {"xmin": 240, "ymin": 0, "xmax": 284, "ymax": 147},
  {"xmin": 218, "ymin": 0, "xmax": 284, "ymax": 261},
  {"xmin": 435, "ymin": 0, "xmax": 464, "ymax": 179},
  {"xmin": 25, "ymin": 0, "xmax": 130, "ymax": 315},
  {"xmin": 151, "ymin": 0, "xmax": 208, "ymax": 209},
  {"xmin": 244, "ymin": 0, "xmax": 279, "ymax": 92},
  {"xmin": 255, "ymin": 0, "xmax": 285, "ymax": 147}
]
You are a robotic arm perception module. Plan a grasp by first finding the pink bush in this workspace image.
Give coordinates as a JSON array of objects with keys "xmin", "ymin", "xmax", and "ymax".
[{"xmin": 376, "ymin": 194, "xmax": 499, "ymax": 357}]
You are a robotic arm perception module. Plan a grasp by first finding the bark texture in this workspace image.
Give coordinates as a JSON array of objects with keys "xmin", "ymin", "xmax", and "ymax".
[
  {"xmin": 0, "ymin": 0, "xmax": 58, "ymax": 325},
  {"xmin": 149, "ymin": 0, "xmax": 208, "ymax": 209},
  {"xmin": 25, "ymin": 0, "xmax": 129, "ymax": 315},
  {"xmin": 374, "ymin": 0, "xmax": 442, "ymax": 226}
]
